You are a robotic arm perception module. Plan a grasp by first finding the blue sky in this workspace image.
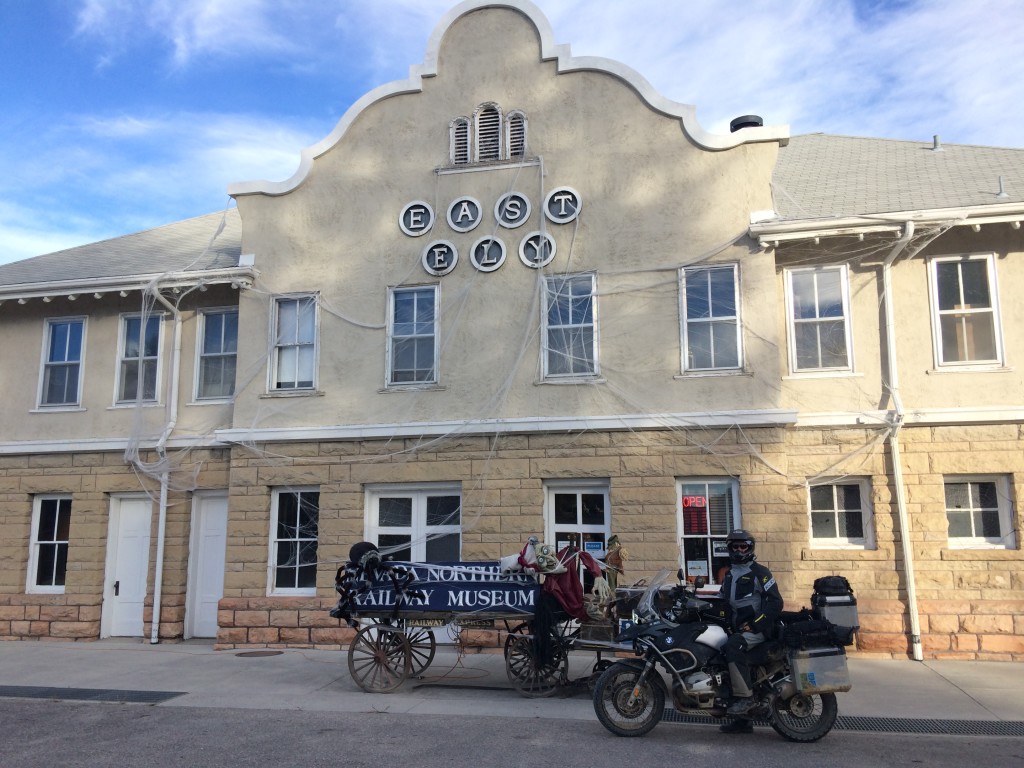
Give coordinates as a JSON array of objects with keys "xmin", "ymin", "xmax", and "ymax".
[{"xmin": 2, "ymin": 0, "xmax": 1023, "ymax": 266}]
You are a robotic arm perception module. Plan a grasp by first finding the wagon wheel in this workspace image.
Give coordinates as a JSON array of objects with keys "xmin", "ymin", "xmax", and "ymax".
[
  {"xmin": 505, "ymin": 634, "xmax": 567, "ymax": 698},
  {"xmin": 405, "ymin": 627, "xmax": 436, "ymax": 676},
  {"xmin": 347, "ymin": 624, "xmax": 411, "ymax": 693},
  {"xmin": 503, "ymin": 619, "xmax": 575, "ymax": 658},
  {"xmin": 503, "ymin": 621, "xmax": 531, "ymax": 658}
]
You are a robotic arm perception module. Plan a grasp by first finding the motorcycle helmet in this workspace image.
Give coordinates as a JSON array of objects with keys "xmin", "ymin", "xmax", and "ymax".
[{"xmin": 726, "ymin": 529, "xmax": 756, "ymax": 565}]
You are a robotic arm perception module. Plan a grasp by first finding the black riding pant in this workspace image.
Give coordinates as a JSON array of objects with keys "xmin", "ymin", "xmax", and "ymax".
[{"xmin": 724, "ymin": 631, "xmax": 764, "ymax": 698}]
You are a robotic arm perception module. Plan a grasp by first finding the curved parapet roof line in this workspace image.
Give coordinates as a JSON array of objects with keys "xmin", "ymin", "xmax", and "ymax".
[{"xmin": 228, "ymin": 0, "xmax": 789, "ymax": 198}]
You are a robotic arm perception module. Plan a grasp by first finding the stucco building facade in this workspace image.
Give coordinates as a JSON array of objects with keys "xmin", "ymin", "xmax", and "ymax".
[{"xmin": 1, "ymin": 0, "xmax": 1022, "ymax": 660}]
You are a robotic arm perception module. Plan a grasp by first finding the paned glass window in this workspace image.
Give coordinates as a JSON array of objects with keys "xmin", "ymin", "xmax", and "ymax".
[
  {"xmin": 930, "ymin": 255, "xmax": 1002, "ymax": 365},
  {"xmin": 681, "ymin": 265, "xmax": 741, "ymax": 371},
  {"xmin": 273, "ymin": 296, "xmax": 317, "ymax": 390},
  {"xmin": 944, "ymin": 477, "xmax": 1015, "ymax": 548},
  {"xmin": 787, "ymin": 266, "xmax": 852, "ymax": 372},
  {"xmin": 28, "ymin": 496, "xmax": 71, "ymax": 593},
  {"xmin": 197, "ymin": 309, "xmax": 238, "ymax": 399},
  {"xmin": 270, "ymin": 488, "xmax": 319, "ymax": 594},
  {"xmin": 367, "ymin": 485, "xmax": 462, "ymax": 561},
  {"xmin": 678, "ymin": 480, "xmax": 739, "ymax": 585},
  {"xmin": 41, "ymin": 318, "xmax": 84, "ymax": 406},
  {"xmin": 118, "ymin": 314, "xmax": 160, "ymax": 402},
  {"xmin": 388, "ymin": 286, "xmax": 437, "ymax": 385},
  {"xmin": 545, "ymin": 273, "xmax": 596, "ymax": 376},
  {"xmin": 809, "ymin": 481, "xmax": 873, "ymax": 548}
]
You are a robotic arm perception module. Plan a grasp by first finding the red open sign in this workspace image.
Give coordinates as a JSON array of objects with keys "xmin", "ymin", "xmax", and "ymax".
[{"xmin": 682, "ymin": 495, "xmax": 707, "ymax": 508}]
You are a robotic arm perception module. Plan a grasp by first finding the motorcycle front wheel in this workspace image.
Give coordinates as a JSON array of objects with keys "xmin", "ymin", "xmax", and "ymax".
[
  {"xmin": 592, "ymin": 663, "xmax": 665, "ymax": 737},
  {"xmin": 769, "ymin": 691, "xmax": 838, "ymax": 742}
]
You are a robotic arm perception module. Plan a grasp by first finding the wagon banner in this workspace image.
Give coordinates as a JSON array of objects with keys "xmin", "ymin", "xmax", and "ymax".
[{"xmin": 353, "ymin": 561, "xmax": 540, "ymax": 617}]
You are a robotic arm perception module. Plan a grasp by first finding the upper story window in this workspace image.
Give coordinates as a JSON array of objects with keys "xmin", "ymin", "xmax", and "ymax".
[
  {"xmin": 387, "ymin": 286, "xmax": 438, "ymax": 386},
  {"xmin": 544, "ymin": 273, "xmax": 597, "ymax": 378},
  {"xmin": 680, "ymin": 264, "xmax": 741, "ymax": 372},
  {"xmin": 448, "ymin": 103, "xmax": 528, "ymax": 165},
  {"xmin": 272, "ymin": 295, "xmax": 317, "ymax": 391},
  {"xmin": 928, "ymin": 254, "xmax": 1003, "ymax": 367},
  {"xmin": 197, "ymin": 308, "xmax": 238, "ymax": 400},
  {"xmin": 785, "ymin": 265, "xmax": 852, "ymax": 373},
  {"xmin": 39, "ymin": 317, "xmax": 85, "ymax": 407},
  {"xmin": 117, "ymin": 313, "xmax": 161, "ymax": 403},
  {"xmin": 809, "ymin": 480, "xmax": 874, "ymax": 549},
  {"xmin": 944, "ymin": 476, "xmax": 1016, "ymax": 549},
  {"xmin": 28, "ymin": 495, "xmax": 71, "ymax": 593}
]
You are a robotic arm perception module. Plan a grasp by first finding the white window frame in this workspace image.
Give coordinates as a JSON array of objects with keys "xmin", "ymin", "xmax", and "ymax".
[
  {"xmin": 195, "ymin": 307, "xmax": 238, "ymax": 401},
  {"xmin": 38, "ymin": 316, "xmax": 86, "ymax": 408},
  {"xmin": 365, "ymin": 483, "xmax": 463, "ymax": 562},
  {"xmin": 543, "ymin": 272, "xmax": 599, "ymax": 379},
  {"xmin": 268, "ymin": 487, "xmax": 320, "ymax": 596},
  {"xmin": 679, "ymin": 264, "xmax": 742, "ymax": 373},
  {"xmin": 386, "ymin": 285, "xmax": 439, "ymax": 387},
  {"xmin": 270, "ymin": 294, "xmax": 319, "ymax": 392},
  {"xmin": 927, "ymin": 253, "xmax": 1004, "ymax": 368},
  {"xmin": 115, "ymin": 312, "xmax": 164, "ymax": 404},
  {"xmin": 543, "ymin": 479, "xmax": 612, "ymax": 560},
  {"xmin": 676, "ymin": 478, "xmax": 741, "ymax": 586},
  {"xmin": 27, "ymin": 495, "xmax": 72, "ymax": 594},
  {"xmin": 944, "ymin": 475, "xmax": 1016, "ymax": 550},
  {"xmin": 785, "ymin": 265, "xmax": 854, "ymax": 374},
  {"xmin": 807, "ymin": 479, "xmax": 875, "ymax": 549}
]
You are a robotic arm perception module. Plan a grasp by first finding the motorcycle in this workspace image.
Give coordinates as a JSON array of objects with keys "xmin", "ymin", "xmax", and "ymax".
[{"xmin": 592, "ymin": 570, "xmax": 852, "ymax": 742}]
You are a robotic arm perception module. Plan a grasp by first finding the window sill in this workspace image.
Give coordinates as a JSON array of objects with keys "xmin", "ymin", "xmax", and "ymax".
[
  {"xmin": 941, "ymin": 547, "xmax": 1020, "ymax": 559},
  {"xmin": 188, "ymin": 398, "xmax": 235, "ymax": 406},
  {"xmin": 801, "ymin": 547, "xmax": 888, "ymax": 561},
  {"xmin": 378, "ymin": 384, "xmax": 446, "ymax": 394},
  {"xmin": 784, "ymin": 371, "xmax": 862, "ymax": 380},
  {"xmin": 268, "ymin": 590, "xmax": 317, "ymax": 598},
  {"xmin": 674, "ymin": 369, "xmax": 752, "ymax": 380},
  {"xmin": 108, "ymin": 402, "xmax": 162, "ymax": 410},
  {"xmin": 26, "ymin": 586, "xmax": 65, "ymax": 595},
  {"xmin": 30, "ymin": 406, "xmax": 86, "ymax": 414},
  {"xmin": 260, "ymin": 390, "xmax": 324, "ymax": 399},
  {"xmin": 926, "ymin": 365, "xmax": 1013, "ymax": 375},
  {"xmin": 535, "ymin": 376, "xmax": 606, "ymax": 386},
  {"xmin": 435, "ymin": 158, "xmax": 540, "ymax": 175}
]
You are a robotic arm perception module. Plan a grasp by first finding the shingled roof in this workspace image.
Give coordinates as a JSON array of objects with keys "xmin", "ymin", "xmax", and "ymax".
[{"xmin": 772, "ymin": 134, "xmax": 1024, "ymax": 221}]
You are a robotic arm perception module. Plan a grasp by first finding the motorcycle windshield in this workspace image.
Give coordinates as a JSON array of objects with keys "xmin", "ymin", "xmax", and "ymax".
[{"xmin": 635, "ymin": 569, "xmax": 675, "ymax": 622}]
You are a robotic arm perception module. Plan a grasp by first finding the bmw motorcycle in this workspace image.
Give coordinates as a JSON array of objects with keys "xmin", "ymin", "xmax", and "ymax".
[{"xmin": 592, "ymin": 570, "xmax": 852, "ymax": 742}]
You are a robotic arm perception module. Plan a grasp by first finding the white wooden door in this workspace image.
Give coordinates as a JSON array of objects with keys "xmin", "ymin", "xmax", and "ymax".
[
  {"xmin": 185, "ymin": 493, "xmax": 228, "ymax": 638},
  {"xmin": 103, "ymin": 496, "xmax": 152, "ymax": 637}
]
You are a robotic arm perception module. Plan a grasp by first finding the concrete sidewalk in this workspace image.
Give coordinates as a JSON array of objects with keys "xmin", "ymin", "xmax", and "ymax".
[{"xmin": 0, "ymin": 639, "xmax": 1021, "ymax": 723}]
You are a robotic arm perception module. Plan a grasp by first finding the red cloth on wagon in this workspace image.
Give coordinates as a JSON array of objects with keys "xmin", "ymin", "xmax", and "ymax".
[{"xmin": 540, "ymin": 546, "xmax": 603, "ymax": 621}]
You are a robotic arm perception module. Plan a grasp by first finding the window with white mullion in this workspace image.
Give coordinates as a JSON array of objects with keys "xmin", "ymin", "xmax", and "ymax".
[
  {"xmin": 40, "ymin": 317, "xmax": 85, "ymax": 406},
  {"xmin": 544, "ymin": 274, "xmax": 596, "ymax": 377},
  {"xmin": 944, "ymin": 476, "xmax": 1015, "ymax": 549},
  {"xmin": 269, "ymin": 488, "xmax": 319, "ymax": 594},
  {"xmin": 930, "ymin": 255, "xmax": 1002, "ymax": 366},
  {"xmin": 388, "ymin": 286, "xmax": 438, "ymax": 385},
  {"xmin": 367, "ymin": 485, "xmax": 462, "ymax": 562},
  {"xmin": 809, "ymin": 481, "xmax": 874, "ymax": 548},
  {"xmin": 273, "ymin": 296, "xmax": 317, "ymax": 390},
  {"xmin": 197, "ymin": 309, "xmax": 238, "ymax": 399},
  {"xmin": 117, "ymin": 313, "xmax": 161, "ymax": 402},
  {"xmin": 681, "ymin": 265, "xmax": 741, "ymax": 371},
  {"xmin": 28, "ymin": 496, "xmax": 71, "ymax": 593},
  {"xmin": 787, "ymin": 266, "xmax": 852, "ymax": 372}
]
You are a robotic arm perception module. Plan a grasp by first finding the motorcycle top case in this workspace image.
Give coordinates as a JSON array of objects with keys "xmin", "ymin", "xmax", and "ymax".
[
  {"xmin": 811, "ymin": 594, "xmax": 859, "ymax": 631},
  {"xmin": 789, "ymin": 646, "xmax": 852, "ymax": 694}
]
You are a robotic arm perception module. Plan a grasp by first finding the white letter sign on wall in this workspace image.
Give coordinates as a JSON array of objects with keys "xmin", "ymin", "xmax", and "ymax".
[
  {"xmin": 400, "ymin": 201, "xmax": 434, "ymax": 236},
  {"xmin": 543, "ymin": 187, "xmax": 581, "ymax": 224},
  {"xmin": 518, "ymin": 231, "xmax": 556, "ymax": 269},
  {"xmin": 447, "ymin": 197, "xmax": 482, "ymax": 233},
  {"xmin": 470, "ymin": 237, "xmax": 507, "ymax": 272},
  {"xmin": 495, "ymin": 192, "xmax": 531, "ymax": 229},
  {"xmin": 422, "ymin": 241, "xmax": 458, "ymax": 276}
]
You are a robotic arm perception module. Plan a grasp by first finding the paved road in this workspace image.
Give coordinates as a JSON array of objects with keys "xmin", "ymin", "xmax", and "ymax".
[{"xmin": 2, "ymin": 698, "xmax": 1024, "ymax": 768}]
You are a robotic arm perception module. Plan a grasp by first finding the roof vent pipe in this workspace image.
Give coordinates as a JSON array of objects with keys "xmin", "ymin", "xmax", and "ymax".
[
  {"xmin": 730, "ymin": 115, "xmax": 763, "ymax": 132},
  {"xmin": 932, "ymin": 135, "xmax": 943, "ymax": 151},
  {"xmin": 997, "ymin": 176, "xmax": 1009, "ymax": 198}
]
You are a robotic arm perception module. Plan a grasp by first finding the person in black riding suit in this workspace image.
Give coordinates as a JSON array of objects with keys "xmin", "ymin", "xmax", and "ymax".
[{"xmin": 718, "ymin": 529, "xmax": 784, "ymax": 734}]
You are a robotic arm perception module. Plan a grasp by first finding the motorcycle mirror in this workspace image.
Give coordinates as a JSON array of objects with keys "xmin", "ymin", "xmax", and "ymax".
[
  {"xmin": 693, "ymin": 576, "xmax": 706, "ymax": 589},
  {"xmin": 677, "ymin": 568, "xmax": 685, "ymax": 582}
]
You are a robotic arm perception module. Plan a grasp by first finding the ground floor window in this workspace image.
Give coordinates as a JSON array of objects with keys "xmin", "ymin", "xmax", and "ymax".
[
  {"xmin": 677, "ymin": 479, "xmax": 739, "ymax": 585},
  {"xmin": 269, "ymin": 487, "xmax": 319, "ymax": 595},
  {"xmin": 808, "ymin": 479, "xmax": 874, "ymax": 548},
  {"xmin": 944, "ymin": 476, "xmax": 1016, "ymax": 549},
  {"xmin": 28, "ymin": 495, "xmax": 71, "ymax": 593},
  {"xmin": 544, "ymin": 480, "xmax": 611, "ymax": 559},
  {"xmin": 366, "ymin": 483, "xmax": 462, "ymax": 561}
]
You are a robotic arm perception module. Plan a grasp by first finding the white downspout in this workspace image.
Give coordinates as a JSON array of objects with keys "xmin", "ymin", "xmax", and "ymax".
[
  {"xmin": 149, "ymin": 289, "xmax": 183, "ymax": 644},
  {"xmin": 881, "ymin": 221, "xmax": 924, "ymax": 661}
]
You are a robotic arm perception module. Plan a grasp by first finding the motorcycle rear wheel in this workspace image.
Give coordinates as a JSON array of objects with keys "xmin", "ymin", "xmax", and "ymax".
[
  {"xmin": 769, "ymin": 691, "xmax": 838, "ymax": 742},
  {"xmin": 592, "ymin": 663, "xmax": 665, "ymax": 737}
]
